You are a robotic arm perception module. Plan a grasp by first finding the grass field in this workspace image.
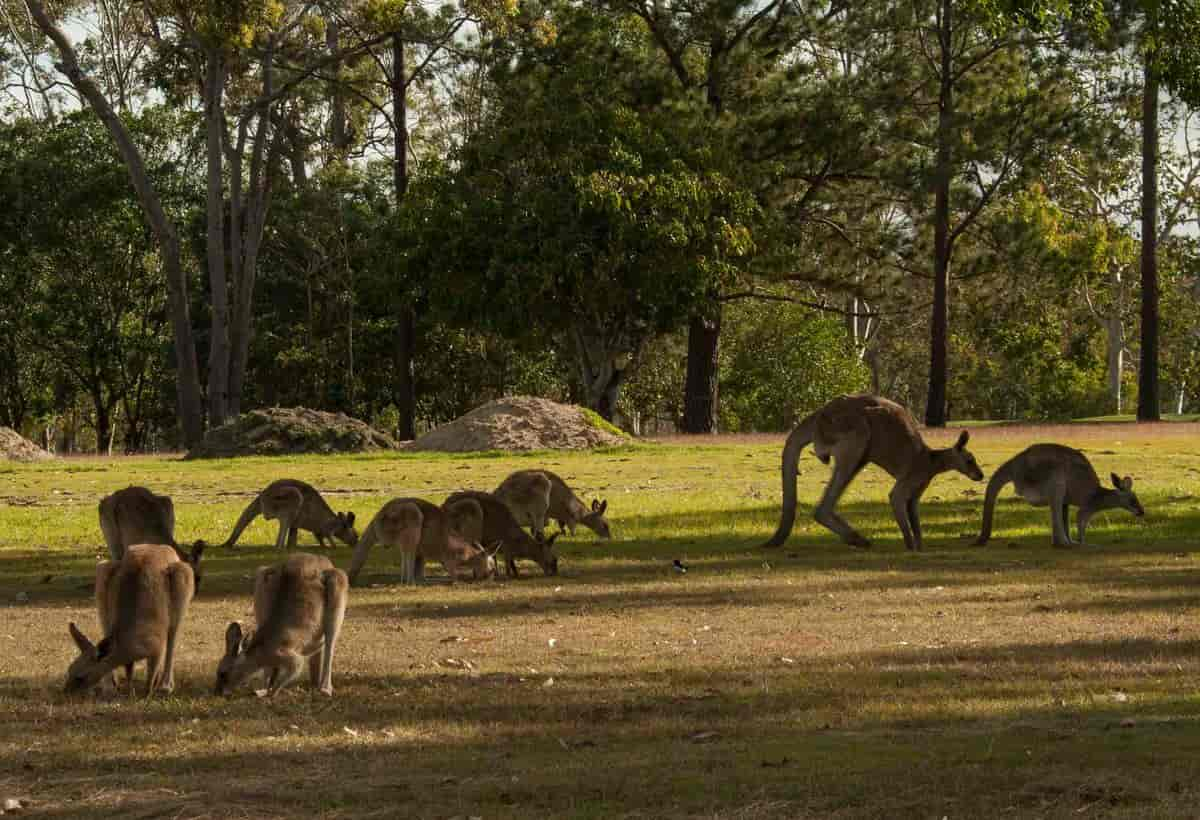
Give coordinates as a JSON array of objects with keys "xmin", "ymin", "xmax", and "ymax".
[{"xmin": 3, "ymin": 424, "xmax": 1200, "ymax": 818}]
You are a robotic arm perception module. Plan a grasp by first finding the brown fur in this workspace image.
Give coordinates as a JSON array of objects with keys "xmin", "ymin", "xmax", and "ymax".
[
  {"xmin": 98, "ymin": 486, "xmax": 176, "ymax": 560},
  {"xmin": 974, "ymin": 443, "xmax": 1145, "ymax": 547},
  {"xmin": 220, "ymin": 479, "xmax": 358, "ymax": 550},
  {"xmin": 495, "ymin": 470, "xmax": 611, "ymax": 539},
  {"xmin": 763, "ymin": 394, "xmax": 985, "ymax": 551},
  {"xmin": 215, "ymin": 553, "xmax": 349, "ymax": 697},
  {"xmin": 347, "ymin": 498, "xmax": 495, "ymax": 586},
  {"xmin": 444, "ymin": 490, "xmax": 559, "ymax": 577},
  {"xmin": 65, "ymin": 544, "xmax": 194, "ymax": 696}
]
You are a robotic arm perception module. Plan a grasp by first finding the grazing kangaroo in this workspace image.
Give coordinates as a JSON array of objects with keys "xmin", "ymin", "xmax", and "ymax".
[
  {"xmin": 445, "ymin": 490, "xmax": 559, "ymax": 577},
  {"xmin": 221, "ymin": 479, "xmax": 358, "ymax": 550},
  {"xmin": 762, "ymin": 394, "xmax": 985, "ymax": 551},
  {"xmin": 65, "ymin": 543, "xmax": 196, "ymax": 696},
  {"xmin": 98, "ymin": 486, "xmax": 207, "ymax": 589},
  {"xmin": 215, "ymin": 553, "xmax": 349, "ymax": 697},
  {"xmin": 494, "ymin": 470, "xmax": 611, "ymax": 539},
  {"xmin": 347, "ymin": 498, "xmax": 496, "ymax": 586},
  {"xmin": 973, "ymin": 444, "xmax": 1145, "ymax": 547}
]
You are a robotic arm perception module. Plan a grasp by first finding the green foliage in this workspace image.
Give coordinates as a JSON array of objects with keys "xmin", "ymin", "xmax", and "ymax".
[{"xmin": 718, "ymin": 301, "xmax": 869, "ymax": 432}]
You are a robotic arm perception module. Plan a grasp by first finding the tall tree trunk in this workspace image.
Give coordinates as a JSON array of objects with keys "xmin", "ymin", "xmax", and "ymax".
[
  {"xmin": 328, "ymin": 19, "xmax": 348, "ymax": 154},
  {"xmin": 392, "ymin": 32, "xmax": 417, "ymax": 440},
  {"xmin": 925, "ymin": 0, "xmax": 953, "ymax": 428},
  {"xmin": 1138, "ymin": 45, "xmax": 1161, "ymax": 421},
  {"xmin": 25, "ymin": 0, "xmax": 204, "ymax": 447},
  {"xmin": 204, "ymin": 53, "xmax": 230, "ymax": 429},
  {"xmin": 228, "ymin": 48, "xmax": 277, "ymax": 418},
  {"xmin": 682, "ymin": 307, "xmax": 721, "ymax": 433},
  {"xmin": 1105, "ymin": 313, "xmax": 1123, "ymax": 413}
]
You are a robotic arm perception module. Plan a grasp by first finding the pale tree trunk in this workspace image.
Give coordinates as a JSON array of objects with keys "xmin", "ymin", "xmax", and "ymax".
[
  {"xmin": 204, "ymin": 52, "xmax": 230, "ymax": 429},
  {"xmin": 573, "ymin": 326, "xmax": 634, "ymax": 421},
  {"xmin": 925, "ymin": 0, "xmax": 953, "ymax": 428},
  {"xmin": 1138, "ymin": 42, "xmax": 1161, "ymax": 421},
  {"xmin": 392, "ymin": 32, "xmax": 417, "ymax": 440},
  {"xmin": 228, "ymin": 47, "xmax": 278, "ymax": 418},
  {"xmin": 1105, "ymin": 314, "xmax": 1124, "ymax": 413},
  {"xmin": 24, "ymin": 0, "xmax": 205, "ymax": 447}
]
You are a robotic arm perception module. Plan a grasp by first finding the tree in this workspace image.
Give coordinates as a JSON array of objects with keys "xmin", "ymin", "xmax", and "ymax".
[{"xmin": 419, "ymin": 4, "xmax": 759, "ymax": 418}]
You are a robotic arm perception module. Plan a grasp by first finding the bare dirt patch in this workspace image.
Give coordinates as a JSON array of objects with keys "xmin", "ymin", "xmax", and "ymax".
[
  {"xmin": 0, "ymin": 427, "xmax": 53, "ymax": 462},
  {"xmin": 408, "ymin": 395, "xmax": 628, "ymax": 452},
  {"xmin": 185, "ymin": 407, "xmax": 399, "ymax": 459}
]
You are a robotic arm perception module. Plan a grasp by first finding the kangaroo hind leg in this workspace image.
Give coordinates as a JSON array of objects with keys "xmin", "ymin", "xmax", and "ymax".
[
  {"xmin": 814, "ymin": 439, "xmax": 871, "ymax": 548},
  {"xmin": 316, "ymin": 568, "xmax": 349, "ymax": 696}
]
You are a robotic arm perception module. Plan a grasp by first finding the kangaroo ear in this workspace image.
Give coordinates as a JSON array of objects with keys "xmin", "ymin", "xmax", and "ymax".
[
  {"xmin": 955, "ymin": 430, "xmax": 969, "ymax": 450},
  {"xmin": 224, "ymin": 622, "xmax": 244, "ymax": 657},
  {"xmin": 1111, "ymin": 472, "xmax": 1122, "ymax": 489},
  {"xmin": 598, "ymin": 499, "xmax": 608, "ymax": 515},
  {"xmin": 96, "ymin": 637, "xmax": 113, "ymax": 660},
  {"xmin": 1121, "ymin": 475, "xmax": 1133, "ymax": 491},
  {"xmin": 591, "ymin": 499, "xmax": 601, "ymax": 512},
  {"xmin": 69, "ymin": 622, "xmax": 94, "ymax": 654},
  {"xmin": 487, "ymin": 540, "xmax": 503, "ymax": 557},
  {"xmin": 346, "ymin": 512, "xmax": 355, "ymax": 526}
]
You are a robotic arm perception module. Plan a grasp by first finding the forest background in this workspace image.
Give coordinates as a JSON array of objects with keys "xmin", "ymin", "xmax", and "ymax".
[{"xmin": 4, "ymin": 0, "xmax": 1200, "ymax": 453}]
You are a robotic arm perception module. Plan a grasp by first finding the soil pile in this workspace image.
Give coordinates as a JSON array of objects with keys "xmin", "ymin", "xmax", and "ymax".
[
  {"xmin": 409, "ymin": 396, "xmax": 628, "ymax": 452},
  {"xmin": 0, "ymin": 427, "xmax": 54, "ymax": 462},
  {"xmin": 186, "ymin": 407, "xmax": 399, "ymax": 459}
]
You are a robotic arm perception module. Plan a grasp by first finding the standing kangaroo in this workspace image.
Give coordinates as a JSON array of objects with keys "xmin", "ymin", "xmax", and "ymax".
[
  {"xmin": 215, "ymin": 553, "xmax": 349, "ymax": 697},
  {"xmin": 347, "ymin": 498, "xmax": 496, "ymax": 586},
  {"xmin": 973, "ymin": 443, "xmax": 1145, "ymax": 547},
  {"xmin": 445, "ymin": 490, "xmax": 559, "ymax": 577},
  {"xmin": 65, "ymin": 543, "xmax": 196, "ymax": 696},
  {"xmin": 494, "ymin": 469, "xmax": 611, "ymax": 539},
  {"xmin": 220, "ymin": 479, "xmax": 358, "ymax": 550},
  {"xmin": 762, "ymin": 394, "xmax": 985, "ymax": 551},
  {"xmin": 99, "ymin": 486, "xmax": 175, "ymax": 560}
]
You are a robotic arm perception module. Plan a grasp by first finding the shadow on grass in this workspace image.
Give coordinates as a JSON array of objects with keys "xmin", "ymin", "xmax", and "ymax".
[{"xmin": 8, "ymin": 636, "xmax": 1200, "ymax": 818}]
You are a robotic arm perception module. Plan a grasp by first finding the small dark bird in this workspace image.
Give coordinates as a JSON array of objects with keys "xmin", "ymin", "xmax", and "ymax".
[{"xmin": 672, "ymin": 559, "xmax": 688, "ymax": 574}]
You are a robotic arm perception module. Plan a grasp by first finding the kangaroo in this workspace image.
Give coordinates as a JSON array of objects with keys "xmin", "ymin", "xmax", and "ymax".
[
  {"xmin": 98, "ymin": 486, "xmax": 207, "ymax": 589},
  {"xmin": 214, "ymin": 553, "xmax": 349, "ymax": 697},
  {"xmin": 973, "ymin": 443, "xmax": 1145, "ymax": 547},
  {"xmin": 762, "ymin": 394, "xmax": 985, "ymax": 551},
  {"xmin": 347, "ymin": 498, "xmax": 497, "ymax": 586},
  {"xmin": 445, "ymin": 490, "xmax": 559, "ymax": 577},
  {"xmin": 494, "ymin": 470, "xmax": 611, "ymax": 539},
  {"xmin": 220, "ymin": 479, "xmax": 358, "ymax": 550},
  {"xmin": 65, "ymin": 543, "xmax": 196, "ymax": 696}
]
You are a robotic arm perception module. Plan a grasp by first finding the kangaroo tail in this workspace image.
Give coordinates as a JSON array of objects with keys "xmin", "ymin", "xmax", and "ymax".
[
  {"xmin": 761, "ymin": 413, "xmax": 817, "ymax": 548},
  {"xmin": 347, "ymin": 518, "xmax": 380, "ymax": 587},
  {"xmin": 221, "ymin": 497, "xmax": 263, "ymax": 549},
  {"xmin": 974, "ymin": 458, "xmax": 1016, "ymax": 546}
]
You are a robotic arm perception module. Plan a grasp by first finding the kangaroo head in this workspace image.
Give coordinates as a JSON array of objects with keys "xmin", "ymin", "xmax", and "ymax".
[
  {"xmin": 947, "ymin": 431, "xmax": 984, "ymax": 481},
  {"xmin": 582, "ymin": 499, "xmax": 611, "ymax": 539},
  {"xmin": 535, "ymin": 532, "xmax": 560, "ymax": 576},
  {"xmin": 472, "ymin": 542, "xmax": 500, "ymax": 580},
  {"xmin": 1110, "ymin": 473, "xmax": 1145, "ymax": 517},
  {"xmin": 331, "ymin": 511, "xmax": 359, "ymax": 547},
  {"xmin": 214, "ymin": 621, "xmax": 256, "ymax": 696},
  {"xmin": 64, "ymin": 622, "xmax": 116, "ymax": 695}
]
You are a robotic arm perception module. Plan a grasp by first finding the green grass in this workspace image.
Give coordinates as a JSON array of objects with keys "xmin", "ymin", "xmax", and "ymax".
[{"xmin": 3, "ymin": 425, "xmax": 1200, "ymax": 817}]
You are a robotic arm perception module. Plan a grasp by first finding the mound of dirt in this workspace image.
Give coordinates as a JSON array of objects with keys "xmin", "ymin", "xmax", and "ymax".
[
  {"xmin": 0, "ymin": 427, "xmax": 54, "ymax": 462},
  {"xmin": 409, "ymin": 396, "xmax": 628, "ymax": 452},
  {"xmin": 186, "ymin": 407, "xmax": 399, "ymax": 459}
]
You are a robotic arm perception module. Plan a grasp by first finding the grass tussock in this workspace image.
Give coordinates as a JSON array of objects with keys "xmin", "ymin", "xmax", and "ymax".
[{"xmin": 2, "ymin": 425, "xmax": 1200, "ymax": 817}]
